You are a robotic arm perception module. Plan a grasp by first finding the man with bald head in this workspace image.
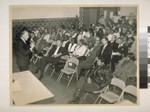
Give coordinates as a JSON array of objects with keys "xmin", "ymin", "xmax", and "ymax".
[{"xmin": 16, "ymin": 30, "xmax": 35, "ymax": 71}]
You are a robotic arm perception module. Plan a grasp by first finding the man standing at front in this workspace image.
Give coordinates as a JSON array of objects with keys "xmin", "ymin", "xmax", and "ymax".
[{"xmin": 16, "ymin": 30, "xmax": 34, "ymax": 72}]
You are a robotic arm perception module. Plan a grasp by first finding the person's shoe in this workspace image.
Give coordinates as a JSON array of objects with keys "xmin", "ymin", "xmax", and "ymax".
[
  {"xmin": 75, "ymin": 97, "xmax": 80, "ymax": 104},
  {"xmin": 68, "ymin": 100, "xmax": 76, "ymax": 104},
  {"xmin": 33, "ymin": 69, "xmax": 39, "ymax": 74},
  {"xmin": 38, "ymin": 75, "xmax": 43, "ymax": 80}
]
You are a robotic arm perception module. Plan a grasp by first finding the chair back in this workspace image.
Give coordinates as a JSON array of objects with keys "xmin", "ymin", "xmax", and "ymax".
[
  {"xmin": 124, "ymin": 85, "xmax": 137, "ymax": 97},
  {"xmin": 111, "ymin": 78, "xmax": 126, "ymax": 91},
  {"xmin": 64, "ymin": 57, "xmax": 79, "ymax": 71}
]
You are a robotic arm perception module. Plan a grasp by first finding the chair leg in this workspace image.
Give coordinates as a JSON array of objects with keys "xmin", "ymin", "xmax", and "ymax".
[
  {"xmin": 44, "ymin": 64, "xmax": 50, "ymax": 73},
  {"xmin": 50, "ymin": 69, "xmax": 55, "ymax": 78},
  {"xmin": 67, "ymin": 74, "xmax": 74, "ymax": 87},
  {"xmin": 57, "ymin": 72, "xmax": 63, "ymax": 83},
  {"xmin": 94, "ymin": 95, "xmax": 100, "ymax": 104},
  {"xmin": 32, "ymin": 58, "xmax": 36, "ymax": 64},
  {"xmin": 56, "ymin": 72, "xmax": 61, "ymax": 82},
  {"xmin": 83, "ymin": 93, "xmax": 88, "ymax": 100},
  {"xmin": 30, "ymin": 55, "xmax": 34, "ymax": 62},
  {"xmin": 33, "ymin": 57, "xmax": 39, "ymax": 64},
  {"xmin": 76, "ymin": 73, "xmax": 78, "ymax": 81},
  {"xmin": 85, "ymin": 69, "xmax": 90, "ymax": 77},
  {"xmin": 99, "ymin": 97, "xmax": 103, "ymax": 104}
]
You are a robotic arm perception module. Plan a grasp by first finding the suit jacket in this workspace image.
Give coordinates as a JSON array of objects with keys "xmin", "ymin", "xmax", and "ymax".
[
  {"xmin": 99, "ymin": 43, "xmax": 112, "ymax": 65},
  {"xmin": 118, "ymin": 43, "xmax": 128, "ymax": 57},
  {"xmin": 77, "ymin": 48, "xmax": 97, "ymax": 72},
  {"xmin": 110, "ymin": 41, "xmax": 119, "ymax": 52},
  {"xmin": 48, "ymin": 45, "xmax": 68, "ymax": 58},
  {"xmin": 64, "ymin": 41, "xmax": 70, "ymax": 51},
  {"xmin": 84, "ymin": 48, "xmax": 97, "ymax": 63},
  {"xmin": 93, "ymin": 42, "xmax": 103, "ymax": 55},
  {"xmin": 16, "ymin": 38, "xmax": 32, "ymax": 67}
]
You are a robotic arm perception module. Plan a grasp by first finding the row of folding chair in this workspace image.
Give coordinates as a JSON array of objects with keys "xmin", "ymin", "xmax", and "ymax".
[
  {"xmin": 115, "ymin": 85, "xmax": 137, "ymax": 105},
  {"xmin": 43, "ymin": 57, "xmax": 137, "ymax": 104},
  {"xmin": 31, "ymin": 46, "xmax": 96, "ymax": 87},
  {"xmin": 83, "ymin": 78, "xmax": 137, "ymax": 104}
]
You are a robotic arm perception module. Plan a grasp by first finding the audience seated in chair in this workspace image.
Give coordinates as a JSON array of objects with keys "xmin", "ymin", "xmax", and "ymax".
[
  {"xmin": 68, "ymin": 65, "xmax": 112, "ymax": 104},
  {"xmin": 49, "ymin": 27, "xmax": 57, "ymax": 41},
  {"xmin": 34, "ymin": 39, "xmax": 68, "ymax": 80},
  {"xmin": 76, "ymin": 38, "xmax": 100, "ymax": 78},
  {"xmin": 71, "ymin": 39, "xmax": 88, "ymax": 61},
  {"xmin": 109, "ymin": 35, "xmax": 119, "ymax": 53},
  {"xmin": 93, "ymin": 37, "xmax": 103, "ymax": 55},
  {"xmin": 34, "ymin": 28, "xmax": 51, "ymax": 54},
  {"xmin": 111, "ymin": 37, "xmax": 128, "ymax": 72},
  {"xmin": 97, "ymin": 37, "xmax": 112, "ymax": 66},
  {"xmin": 62, "ymin": 32, "xmax": 71, "ymax": 50},
  {"xmin": 113, "ymin": 52, "xmax": 136, "ymax": 86},
  {"xmin": 61, "ymin": 37, "xmax": 78, "ymax": 61},
  {"xmin": 13, "ymin": 13, "xmax": 137, "ymax": 104}
]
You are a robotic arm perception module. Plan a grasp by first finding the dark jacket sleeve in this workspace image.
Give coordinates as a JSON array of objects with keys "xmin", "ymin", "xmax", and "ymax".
[
  {"xmin": 100, "ymin": 70, "xmax": 112, "ymax": 89},
  {"xmin": 85, "ymin": 50, "xmax": 97, "ymax": 63},
  {"xmin": 58, "ymin": 46, "xmax": 69, "ymax": 56},
  {"xmin": 17, "ymin": 40, "xmax": 32, "ymax": 56},
  {"xmin": 91, "ymin": 66, "xmax": 112, "ymax": 89},
  {"xmin": 118, "ymin": 44, "xmax": 128, "ymax": 57},
  {"xmin": 100, "ymin": 44, "xmax": 112, "ymax": 64}
]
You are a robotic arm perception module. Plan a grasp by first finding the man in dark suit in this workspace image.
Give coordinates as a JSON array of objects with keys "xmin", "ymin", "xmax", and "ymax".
[
  {"xmin": 16, "ymin": 30, "xmax": 34, "ymax": 72},
  {"xmin": 110, "ymin": 35, "xmax": 119, "ymax": 52},
  {"xmin": 111, "ymin": 37, "xmax": 128, "ymax": 72},
  {"xmin": 35, "ymin": 40, "xmax": 68, "ymax": 80},
  {"xmin": 98, "ymin": 37, "xmax": 112, "ymax": 66},
  {"xmin": 62, "ymin": 32, "xmax": 71, "ymax": 51}
]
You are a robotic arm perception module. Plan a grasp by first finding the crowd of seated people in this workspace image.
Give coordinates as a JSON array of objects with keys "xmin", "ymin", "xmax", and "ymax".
[{"xmin": 15, "ymin": 15, "xmax": 137, "ymax": 103}]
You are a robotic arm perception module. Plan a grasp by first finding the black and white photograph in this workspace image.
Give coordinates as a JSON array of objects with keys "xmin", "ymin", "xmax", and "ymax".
[{"xmin": 11, "ymin": 5, "xmax": 138, "ymax": 105}]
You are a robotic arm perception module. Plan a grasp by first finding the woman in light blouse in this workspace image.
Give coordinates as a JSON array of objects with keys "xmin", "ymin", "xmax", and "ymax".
[{"xmin": 72, "ymin": 39, "xmax": 88, "ymax": 58}]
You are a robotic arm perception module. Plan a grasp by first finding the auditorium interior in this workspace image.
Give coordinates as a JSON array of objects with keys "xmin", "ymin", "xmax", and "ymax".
[{"xmin": 12, "ymin": 6, "xmax": 138, "ymax": 105}]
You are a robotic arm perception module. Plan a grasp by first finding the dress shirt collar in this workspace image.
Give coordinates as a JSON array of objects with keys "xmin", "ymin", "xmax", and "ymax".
[
  {"xmin": 101, "ymin": 43, "xmax": 108, "ymax": 55},
  {"xmin": 118, "ymin": 42, "xmax": 125, "ymax": 48},
  {"xmin": 53, "ymin": 46, "xmax": 60, "ymax": 56},
  {"xmin": 89, "ymin": 47, "xmax": 94, "ymax": 52}
]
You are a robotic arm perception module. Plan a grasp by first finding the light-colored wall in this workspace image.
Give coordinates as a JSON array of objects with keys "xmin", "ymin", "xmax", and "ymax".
[
  {"xmin": 10, "ymin": 2, "xmax": 150, "ymax": 27},
  {"xmin": 82, "ymin": 8, "xmax": 98, "ymax": 28},
  {"xmin": 120, "ymin": 7, "xmax": 137, "ymax": 16},
  {"xmin": 11, "ymin": 7, "xmax": 80, "ymax": 19}
]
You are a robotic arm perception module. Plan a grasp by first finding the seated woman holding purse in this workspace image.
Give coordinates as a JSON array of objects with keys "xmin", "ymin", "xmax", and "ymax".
[{"xmin": 68, "ymin": 65, "xmax": 112, "ymax": 104}]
